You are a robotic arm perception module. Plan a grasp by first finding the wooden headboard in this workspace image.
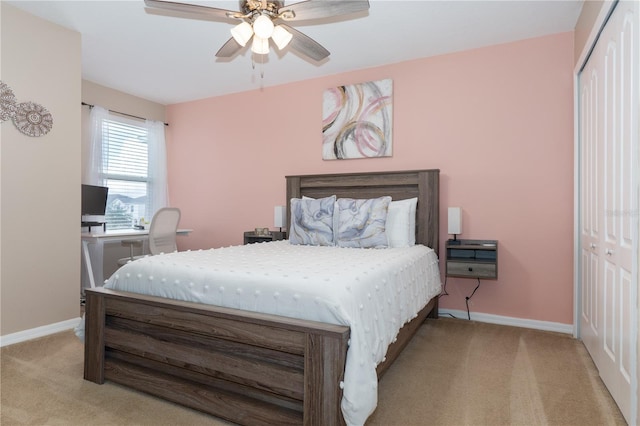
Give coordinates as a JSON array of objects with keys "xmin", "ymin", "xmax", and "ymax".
[{"xmin": 285, "ymin": 169, "xmax": 440, "ymax": 254}]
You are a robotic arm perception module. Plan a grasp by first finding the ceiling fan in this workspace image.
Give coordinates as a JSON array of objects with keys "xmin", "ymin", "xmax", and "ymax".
[{"xmin": 144, "ymin": 0, "xmax": 370, "ymax": 61}]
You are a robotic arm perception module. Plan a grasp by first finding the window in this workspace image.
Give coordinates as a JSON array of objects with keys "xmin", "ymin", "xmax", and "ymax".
[
  {"xmin": 87, "ymin": 105, "xmax": 167, "ymax": 231},
  {"xmin": 102, "ymin": 118, "xmax": 150, "ymax": 229}
]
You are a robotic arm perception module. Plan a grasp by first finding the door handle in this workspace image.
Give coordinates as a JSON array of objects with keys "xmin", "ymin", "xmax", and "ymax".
[
  {"xmin": 590, "ymin": 243, "xmax": 596, "ymax": 249},
  {"xmin": 605, "ymin": 248, "xmax": 614, "ymax": 256}
]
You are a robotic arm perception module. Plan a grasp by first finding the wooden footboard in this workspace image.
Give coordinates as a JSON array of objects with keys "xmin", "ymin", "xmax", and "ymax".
[
  {"xmin": 84, "ymin": 287, "xmax": 350, "ymax": 426},
  {"xmin": 84, "ymin": 288, "xmax": 438, "ymax": 425}
]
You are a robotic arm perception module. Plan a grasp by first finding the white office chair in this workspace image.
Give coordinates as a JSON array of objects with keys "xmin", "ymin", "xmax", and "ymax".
[{"xmin": 117, "ymin": 207, "xmax": 181, "ymax": 266}]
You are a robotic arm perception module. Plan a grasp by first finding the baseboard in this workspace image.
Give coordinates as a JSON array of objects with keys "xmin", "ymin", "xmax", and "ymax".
[
  {"xmin": 0, "ymin": 310, "xmax": 572, "ymax": 347},
  {"xmin": 438, "ymin": 309, "xmax": 573, "ymax": 335},
  {"xmin": 0, "ymin": 317, "xmax": 82, "ymax": 347}
]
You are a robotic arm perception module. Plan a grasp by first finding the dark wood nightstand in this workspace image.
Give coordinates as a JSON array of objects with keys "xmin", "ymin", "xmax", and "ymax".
[
  {"xmin": 446, "ymin": 239, "xmax": 498, "ymax": 279},
  {"xmin": 243, "ymin": 231, "xmax": 287, "ymax": 245}
]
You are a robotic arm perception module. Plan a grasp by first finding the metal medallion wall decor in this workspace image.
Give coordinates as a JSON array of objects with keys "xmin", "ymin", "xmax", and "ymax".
[
  {"xmin": 0, "ymin": 81, "xmax": 18, "ymax": 122},
  {"xmin": 12, "ymin": 101, "xmax": 54, "ymax": 137},
  {"xmin": 322, "ymin": 78, "xmax": 393, "ymax": 160},
  {"xmin": 0, "ymin": 80, "xmax": 54, "ymax": 137}
]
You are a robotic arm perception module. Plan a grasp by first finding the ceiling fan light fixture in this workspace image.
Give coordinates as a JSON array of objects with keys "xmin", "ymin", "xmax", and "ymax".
[
  {"xmin": 145, "ymin": 0, "xmax": 372, "ymax": 61},
  {"xmin": 252, "ymin": 14, "xmax": 274, "ymax": 39},
  {"xmin": 271, "ymin": 25, "xmax": 292, "ymax": 50},
  {"xmin": 230, "ymin": 21, "xmax": 253, "ymax": 47},
  {"xmin": 251, "ymin": 36, "xmax": 270, "ymax": 54}
]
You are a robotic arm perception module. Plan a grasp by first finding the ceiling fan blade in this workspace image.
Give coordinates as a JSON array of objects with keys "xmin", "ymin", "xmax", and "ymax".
[
  {"xmin": 280, "ymin": 24, "xmax": 329, "ymax": 61},
  {"xmin": 279, "ymin": 0, "xmax": 369, "ymax": 21},
  {"xmin": 215, "ymin": 38, "xmax": 243, "ymax": 58},
  {"xmin": 144, "ymin": 0, "xmax": 239, "ymax": 20}
]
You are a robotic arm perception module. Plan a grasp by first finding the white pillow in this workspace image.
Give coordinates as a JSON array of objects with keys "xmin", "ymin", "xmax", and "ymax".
[{"xmin": 386, "ymin": 198, "xmax": 418, "ymax": 247}]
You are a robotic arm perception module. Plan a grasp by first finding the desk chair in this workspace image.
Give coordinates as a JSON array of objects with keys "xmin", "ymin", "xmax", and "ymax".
[
  {"xmin": 117, "ymin": 207, "xmax": 181, "ymax": 266},
  {"xmin": 120, "ymin": 239, "xmax": 143, "ymax": 262}
]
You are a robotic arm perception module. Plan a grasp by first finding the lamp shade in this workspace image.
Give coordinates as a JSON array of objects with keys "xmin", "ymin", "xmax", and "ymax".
[
  {"xmin": 253, "ymin": 14, "xmax": 274, "ymax": 39},
  {"xmin": 251, "ymin": 36, "xmax": 269, "ymax": 54},
  {"xmin": 230, "ymin": 21, "xmax": 253, "ymax": 47},
  {"xmin": 274, "ymin": 205, "xmax": 286, "ymax": 228},
  {"xmin": 271, "ymin": 25, "xmax": 293, "ymax": 50},
  {"xmin": 448, "ymin": 207, "xmax": 462, "ymax": 235}
]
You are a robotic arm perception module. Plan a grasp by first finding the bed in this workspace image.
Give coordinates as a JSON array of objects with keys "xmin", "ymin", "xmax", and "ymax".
[{"xmin": 83, "ymin": 169, "xmax": 441, "ymax": 426}]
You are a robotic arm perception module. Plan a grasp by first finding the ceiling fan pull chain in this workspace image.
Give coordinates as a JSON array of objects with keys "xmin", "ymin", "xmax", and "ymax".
[{"xmin": 250, "ymin": 55, "xmax": 265, "ymax": 86}]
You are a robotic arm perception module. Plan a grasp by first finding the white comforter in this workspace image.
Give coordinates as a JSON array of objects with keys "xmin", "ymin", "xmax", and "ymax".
[{"xmin": 102, "ymin": 240, "xmax": 441, "ymax": 426}]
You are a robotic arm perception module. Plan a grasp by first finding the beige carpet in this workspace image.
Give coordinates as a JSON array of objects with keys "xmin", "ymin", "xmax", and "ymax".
[{"xmin": 0, "ymin": 318, "xmax": 626, "ymax": 426}]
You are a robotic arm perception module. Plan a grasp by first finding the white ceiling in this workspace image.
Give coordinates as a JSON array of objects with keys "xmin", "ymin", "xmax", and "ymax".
[{"xmin": 7, "ymin": 0, "xmax": 583, "ymax": 105}]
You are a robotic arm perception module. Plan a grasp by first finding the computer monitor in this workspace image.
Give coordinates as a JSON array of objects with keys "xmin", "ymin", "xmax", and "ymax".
[{"xmin": 81, "ymin": 184, "xmax": 108, "ymax": 223}]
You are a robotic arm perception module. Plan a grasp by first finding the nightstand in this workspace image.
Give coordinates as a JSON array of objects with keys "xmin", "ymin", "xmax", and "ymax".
[
  {"xmin": 446, "ymin": 239, "xmax": 498, "ymax": 279},
  {"xmin": 443, "ymin": 239, "xmax": 498, "ymax": 321},
  {"xmin": 243, "ymin": 230, "xmax": 287, "ymax": 245}
]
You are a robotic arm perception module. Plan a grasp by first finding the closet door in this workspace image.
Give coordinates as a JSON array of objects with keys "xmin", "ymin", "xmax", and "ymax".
[{"xmin": 578, "ymin": 1, "xmax": 638, "ymax": 423}]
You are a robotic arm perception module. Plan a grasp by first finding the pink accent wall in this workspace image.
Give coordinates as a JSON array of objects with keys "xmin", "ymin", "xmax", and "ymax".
[{"xmin": 167, "ymin": 32, "xmax": 575, "ymax": 325}]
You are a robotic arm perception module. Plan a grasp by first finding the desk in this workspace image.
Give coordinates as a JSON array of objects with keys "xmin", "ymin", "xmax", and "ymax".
[{"xmin": 81, "ymin": 228, "xmax": 192, "ymax": 289}]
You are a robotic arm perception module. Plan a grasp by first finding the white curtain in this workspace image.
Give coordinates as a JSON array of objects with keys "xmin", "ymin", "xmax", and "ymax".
[
  {"xmin": 86, "ymin": 105, "xmax": 109, "ymax": 186},
  {"xmin": 146, "ymin": 119, "xmax": 168, "ymax": 214}
]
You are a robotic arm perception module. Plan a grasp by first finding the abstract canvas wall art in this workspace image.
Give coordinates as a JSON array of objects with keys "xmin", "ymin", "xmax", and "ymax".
[{"xmin": 322, "ymin": 78, "xmax": 393, "ymax": 160}]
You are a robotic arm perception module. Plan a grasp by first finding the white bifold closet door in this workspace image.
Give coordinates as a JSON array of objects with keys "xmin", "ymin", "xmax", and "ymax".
[{"xmin": 578, "ymin": 1, "xmax": 638, "ymax": 424}]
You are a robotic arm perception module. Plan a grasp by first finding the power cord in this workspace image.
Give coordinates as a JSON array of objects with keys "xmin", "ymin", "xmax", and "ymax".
[
  {"xmin": 465, "ymin": 278, "xmax": 481, "ymax": 320},
  {"xmin": 440, "ymin": 275, "xmax": 450, "ymax": 297},
  {"xmin": 439, "ymin": 277, "xmax": 460, "ymax": 319},
  {"xmin": 440, "ymin": 276, "xmax": 482, "ymax": 320}
]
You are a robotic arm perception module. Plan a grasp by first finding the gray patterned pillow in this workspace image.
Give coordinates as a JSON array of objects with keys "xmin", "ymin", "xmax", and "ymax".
[
  {"xmin": 335, "ymin": 196, "xmax": 391, "ymax": 248},
  {"xmin": 289, "ymin": 195, "xmax": 336, "ymax": 246}
]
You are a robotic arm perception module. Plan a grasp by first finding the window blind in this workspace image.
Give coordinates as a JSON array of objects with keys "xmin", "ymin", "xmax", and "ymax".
[{"xmin": 101, "ymin": 118, "xmax": 150, "ymax": 229}]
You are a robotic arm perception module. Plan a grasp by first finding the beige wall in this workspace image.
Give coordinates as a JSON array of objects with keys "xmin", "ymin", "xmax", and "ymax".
[
  {"xmin": 1, "ymin": 4, "xmax": 81, "ymax": 336},
  {"xmin": 82, "ymin": 79, "xmax": 165, "ymax": 122},
  {"xmin": 80, "ymin": 80, "xmax": 166, "ymax": 281}
]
